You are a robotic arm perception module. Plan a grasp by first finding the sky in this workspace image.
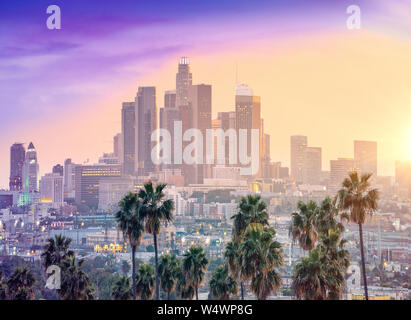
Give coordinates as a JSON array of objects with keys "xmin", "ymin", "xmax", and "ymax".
[{"xmin": 0, "ymin": 0, "xmax": 411, "ymax": 188}]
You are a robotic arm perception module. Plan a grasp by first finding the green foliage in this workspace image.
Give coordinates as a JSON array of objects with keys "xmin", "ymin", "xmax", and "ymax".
[
  {"xmin": 112, "ymin": 276, "xmax": 133, "ymax": 300},
  {"xmin": 209, "ymin": 265, "xmax": 237, "ymax": 300},
  {"xmin": 135, "ymin": 264, "xmax": 155, "ymax": 300},
  {"xmin": 182, "ymin": 245, "xmax": 209, "ymax": 300}
]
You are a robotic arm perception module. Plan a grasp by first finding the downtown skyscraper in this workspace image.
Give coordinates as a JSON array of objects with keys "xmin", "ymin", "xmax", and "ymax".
[
  {"xmin": 22, "ymin": 142, "xmax": 39, "ymax": 192},
  {"xmin": 290, "ymin": 135, "xmax": 308, "ymax": 185},
  {"xmin": 354, "ymin": 140, "xmax": 377, "ymax": 177},
  {"xmin": 9, "ymin": 143, "xmax": 25, "ymax": 191},
  {"xmin": 135, "ymin": 86, "xmax": 157, "ymax": 176},
  {"xmin": 121, "ymin": 102, "xmax": 136, "ymax": 175}
]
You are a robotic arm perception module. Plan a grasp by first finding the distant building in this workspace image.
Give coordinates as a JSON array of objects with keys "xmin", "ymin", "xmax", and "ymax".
[
  {"xmin": 113, "ymin": 133, "xmax": 123, "ymax": 163},
  {"xmin": 135, "ymin": 86, "xmax": 157, "ymax": 176},
  {"xmin": 40, "ymin": 173, "xmax": 64, "ymax": 208},
  {"xmin": 121, "ymin": 102, "xmax": 136, "ymax": 175},
  {"xmin": 330, "ymin": 158, "xmax": 357, "ymax": 191},
  {"xmin": 235, "ymin": 83, "xmax": 262, "ymax": 177},
  {"xmin": 302, "ymin": 147, "xmax": 322, "ymax": 185},
  {"xmin": 9, "ymin": 143, "xmax": 25, "ymax": 191},
  {"xmin": 290, "ymin": 135, "xmax": 307, "ymax": 185},
  {"xmin": 188, "ymin": 83, "xmax": 212, "ymax": 184},
  {"xmin": 98, "ymin": 153, "xmax": 120, "ymax": 165},
  {"xmin": 64, "ymin": 158, "xmax": 79, "ymax": 199},
  {"xmin": 354, "ymin": 140, "xmax": 377, "ymax": 177},
  {"xmin": 75, "ymin": 164, "xmax": 122, "ymax": 208},
  {"xmin": 52, "ymin": 164, "xmax": 64, "ymax": 176},
  {"xmin": 98, "ymin": 176, "xmax": 135, "ymax": 211},
  {"xmin": 176, "ymin": 57, "xmax": 192, "ymax": 109},
  {"xmin": 395, "ymin": 161, "xmax": 411, "ymax": 198},
  {"xmin": 22, "ymin": 142, "xmax": 39, "ymax": 192}
]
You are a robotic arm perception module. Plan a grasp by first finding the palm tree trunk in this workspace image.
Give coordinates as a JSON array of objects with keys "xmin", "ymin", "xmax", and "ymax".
[
  {"xmin": 240, "ymin": 281, "xmax": 244, "ymax": 300},
  {"xmin": 358, "ymin": 223, "xmax": 369, "ymax": 300},
  {"xmin": 153, "ymin": 233, "xmax": 160, "ymax": 300},
  {"xmin": 167, "ymin": 291, "xmax": 170, "ymax": 300},
  {"xmin": 196, "ymin": 287, "xmax": 199, "ymax": 300},
  {"xmin": 131, "ymin": 245, "xmax": 136, "ymax": 300}
]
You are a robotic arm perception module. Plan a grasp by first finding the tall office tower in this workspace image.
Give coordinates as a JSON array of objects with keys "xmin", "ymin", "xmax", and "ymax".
[
  {"xmin": 9, "ymin": 143, "xmax": 25, "ymax": 191},
  {"xmin": 75, "ymin": 164, "xmax": 122, "ymax": 208},
  {"xmin": 121, "ymin": 102, "xmax": 135, "ymax": 175},
  {"xmin": 395, "ymin": 161, "xmax": 411, "ymax": 198},
  {"xmin": 64, "ymin": 158, "xmax": 78, "ymax": 198},
  {"xmin": 40, "ymin": 173, "xmax": 64, "ymax": 208},
  {"xmin": 188, "ymin": 84, "xmax": 212, "ymax": 183},
  {"xmin": 52, "ymin": 164, "xmax": 64, "ymax": 176},
  {"xmin": 354, "ymin": 140, "xmax": 377, "ymax": 177},
  {"xmin": 176, "ymin": 57, "xmax": 192, "ymax": 108},
  {"xmin": 159, "ymin": 109, "xmax": 181, "ymax": 169},
  {"xmin": 217, "ymin": 112, "xmax": 236, "ymax": 165},
  {"xmin": 290, "ymin": 135, "xmax": 308, "ymax": 185},
  {"xmin": 164, "ymin": 90, "xmax": 176, "ymax": 109},
  {"xmin": 235, "ymin": 83, "xmax": 261, "ymax": 176},
  {"xmin": 113, "ymin": 133, "xmax": 123, "ymax": 164},
  {"xmin": 22, "ymin": 142, "xmax": 39, "ymax": 192},
  {"xmin": 135, "ymin": 86, "xmax": 157, "ymax": 176},
  {"xmin": 302, "ymin": 147, "xmax": 322, "ymax": 185},
  {"xmin": 330, "ymin": 158, "xmax": 356, "ymax": 190}
]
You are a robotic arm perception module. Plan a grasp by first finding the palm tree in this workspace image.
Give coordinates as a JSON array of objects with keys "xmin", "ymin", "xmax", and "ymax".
[
  {"xmin": 182, "ymin": 245, "xmax": 209, "ymax": 300},
  {"xmin": 315, "ymin": 197, "xmax": 346, "ymax": 235},
  {"xmin": 176, "ymin": 268, "xmax": 195, "ymax": 300},
  {"xmin": 292, "ymin": 248, "xmax": 328, "ymax": 300},
  {"xmin": 209, "ymin": 266, "xmax": 237, "ymax": 300},
  {"xmin": 289, "ymin": 200, "xmax": 320, "ymax": 251},
  {"xmin": 224, "ymin": 241, "xmax": 241, "ymax": 298},
  {"xmin": 239, "ymin": 226, "xmax": 283, "ymax": 300},
  {"xmin": 337, "ymin": 171, "xmax": 379, "ymax": 300},
  {"xmin": 121, "ymin": 260, "xmax": 131, "ymax": 277},
  {"xmin": 135, "ymin": 264, "xmax": 155, "ymax": 300},
  {"xmin": 138, "ymin": 181, "xmax": 174, "ymax": 300},
  {"xmin": 0, "ymin": 270, "xmax": 6, "ymax": 300},
  {"xmin": 41, "ymin": 234, "xmax": 74, "ymax": 269},
  {"xmin": 230, "ymin": 195, "xmax": 268, "ymax": 299},
  {"xmin": 158, "ymin": 254, "xmax": 180, "ymax": 300},
  {"xmin": 116, "ymin": 192, "xmax": 145, "ymax": 299},
  {"xmin": 59, "ymin": 256, "xmax": 93, "ymax": 300},
  {"xmin": 112, "ymin": 276, "xmax": 133, "ymax": 300},
  {"xmin": 239, "ymin": 195, "xmax": 269, "ymax": 231},
  {"xmin": 318, "ymin": 230, "xmax": 350, "ymax": 300},
  {"xmin": 6, "ymin": 267, "xmax": 36, "ymax": 300}
]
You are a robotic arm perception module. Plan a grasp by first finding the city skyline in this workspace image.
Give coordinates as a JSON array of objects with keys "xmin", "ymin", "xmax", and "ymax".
[{"xmin": 1, "ymin": 0, "xmax": 411, "ymax": 187}]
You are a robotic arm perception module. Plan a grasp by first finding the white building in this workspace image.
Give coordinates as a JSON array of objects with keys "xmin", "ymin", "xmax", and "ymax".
[{"xmin": 40, "ymin": 173, "xmax": 64, "ymax": 208}]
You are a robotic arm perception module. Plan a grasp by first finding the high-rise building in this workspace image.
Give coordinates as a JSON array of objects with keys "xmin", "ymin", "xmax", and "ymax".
[
  {"xmin": 395, "ymin": 161, "xmax": 411, "ymax": 198},
  {"xmin": 330, "ymin": 158, "xmax": 356, "ymax": 190},
  {"xmin": 188, "ymin": 84, "xmax": 212, "ymax": 183},
  {"xmin": 164, "ymin": 90, "xmax": 176, "ymax": 109},
  {"xmin": 290, "ymin": 135, "xmax": 308, "ymax": 185},
  {"xmin": 40, "ymin": 173, "xmax": 64, "ymax": 208},
  {"xmin": 113, "ymin": 133, "xmax": 123, "ymax": 163},
  {"xmin": 64, "ymin": 158, "xmax": 79, "ymax": 199},
  {"xmin": 52, "ymin": 164, "xmax": 63, "ymax": 176},
  {"xmin": 176, "ymin": 57, "xmax": 192, "ymax": 108},
  {"xmin": 159, "ymin": 94, "xmax": 181, "ymax": 170},
  {"xmin": 235, "ymin": 83, "xmax": 261, "ymax": 176},
  {"xmin": 121, "ymin": 102, "xmax": 135, "ymax": 175},
  {"xmin": 135, "ymin": 86, "xmax": 157, "ymax": 176},
  {"xmin": 22, "ymin": 142, "xmax": 39, "ymax": 192},
  {"xmin": 302, "ymin": 147, "xmax": 322, "ymax": 185},
  {"xmin": 354, "ymin": 140, "xmax": 377, "ymax": 177},
  {"xmin": 9, "ymin": 143, "xmax": 25, "ymax": 191},
  {"xmin": 75, "ymin": 164, "xmax": 122, "ymax": 208}
]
